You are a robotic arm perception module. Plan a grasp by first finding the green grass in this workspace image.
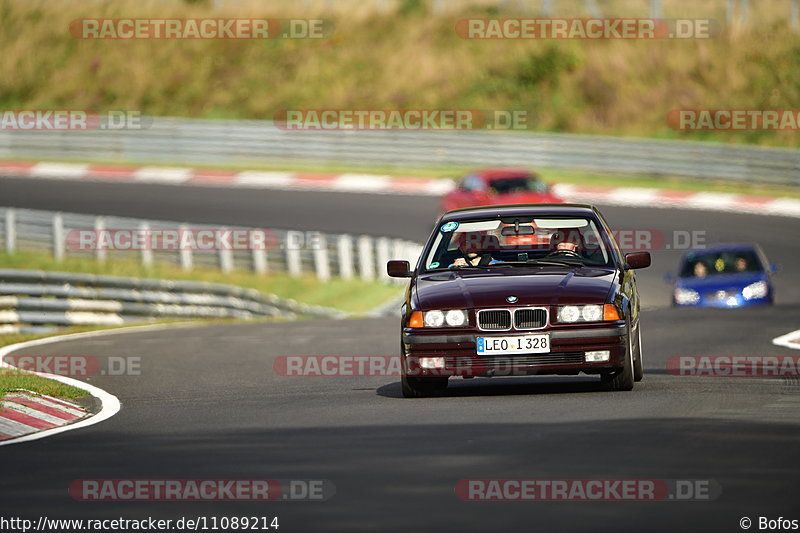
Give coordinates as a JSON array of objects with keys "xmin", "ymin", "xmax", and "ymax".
[
  {"xmin": 0, "ymin": 367, "xmax": 88, "ymax": 399},
  {"xmin": 0, "ymin": 324, "xmax": 104, "ymax": 399},
  {"xmin": 0, "ymin": 250, "xmax": 402, "ymax": 314}
]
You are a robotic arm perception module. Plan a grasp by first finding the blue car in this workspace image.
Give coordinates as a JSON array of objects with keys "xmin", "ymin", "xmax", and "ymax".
[{"xmin": 668, "ymin": 243, "xmax": 777, "ymax": 308}]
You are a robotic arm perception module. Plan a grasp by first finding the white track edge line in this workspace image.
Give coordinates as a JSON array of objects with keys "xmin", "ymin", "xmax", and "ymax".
[
  {"xmin": 772, "ymin": 329, "xmax": 800, "ymax": 351},
  {"xmin": 0, "ymin": 321, "xmax": 202, "ymax": 446}
]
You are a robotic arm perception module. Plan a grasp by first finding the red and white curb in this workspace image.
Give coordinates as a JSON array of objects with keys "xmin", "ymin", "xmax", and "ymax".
[
  {"xmin": 0, "ymin": 390, "xmax": 87, "ymax": 440},
  {"xmin": 1, "ymin": 160, "xmax": 799, "ymax": 218},
  {"xmin": 552, "ymin": 184, "xmax": 800, "ymax": 218},
  {"xmin": 0, "ymin": 161, "xmax": 452, "ymax": 196}
]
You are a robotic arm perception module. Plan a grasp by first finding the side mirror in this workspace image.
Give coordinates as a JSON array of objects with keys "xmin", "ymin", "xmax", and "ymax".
[
  {"xmin": 770, "ymin": 263, "xmax": 780, "ymax": 274},
  {"xmin": 625, "ymin": 252, "xmax": 651, "ymax": 270},
  {"xmin": 387, "ymin": 260, "xmax": 413, "ymax": 278}
]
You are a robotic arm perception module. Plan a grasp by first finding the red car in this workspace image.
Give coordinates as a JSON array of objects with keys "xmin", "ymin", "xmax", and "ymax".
[{"xmin": 442, "ymin": 169, "xmax": 562, "ymax": 211}]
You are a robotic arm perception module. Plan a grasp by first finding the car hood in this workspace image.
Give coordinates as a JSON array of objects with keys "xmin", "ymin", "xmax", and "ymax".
[
  {"xmin": 414, "ymin": 267, "xmax": 616, "ymax": 309},
  {"xmin": 675, "ymin": 272, "xmax": 767, "ymax": 292}
]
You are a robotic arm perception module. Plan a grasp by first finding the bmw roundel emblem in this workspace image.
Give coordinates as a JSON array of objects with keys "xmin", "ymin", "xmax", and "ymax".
[{"xmin": 506, "ymin": 295, "xmax": 518, "ymax": 303}]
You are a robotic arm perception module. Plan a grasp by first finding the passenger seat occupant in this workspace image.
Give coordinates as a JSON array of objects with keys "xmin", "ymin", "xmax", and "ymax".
[{"xmin": 450, "ymin": 232, "xmax": 502, "ymax": 267}]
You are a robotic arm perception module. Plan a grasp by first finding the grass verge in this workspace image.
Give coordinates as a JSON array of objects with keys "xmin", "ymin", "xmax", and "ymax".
[{"xmin": 0, "ymin": 367, "xmax": 88, "ymax": 400}]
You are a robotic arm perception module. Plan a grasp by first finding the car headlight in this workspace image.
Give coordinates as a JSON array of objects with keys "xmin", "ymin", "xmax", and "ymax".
[
  {"xmin": 423, "ymin": 310, "xmax": 445, "ymax": 327},
  {"xmin": 410, "ymin": 309, "xmax": 469, "ymax": 328},
  {"xmin": 557, "ymin": 304, "xmax": 615, "ymax": 323},
  {"xmin": 742, "ymin": 281, "xmax": 769, "ymax": 300},
  {"xmin": 558, "ymin": 305, "xmax": 581, "ymax": 323},
  {"xmin": 674, "ymin": 288, "xmax": 700, "ymax": 305},
  {"xmin": 444, "ymin": 309, "xmax": 468, "ymax": 327},
  {"xmin": 581, "ymin": 305, "xmax": 603, "ymax": 321}
]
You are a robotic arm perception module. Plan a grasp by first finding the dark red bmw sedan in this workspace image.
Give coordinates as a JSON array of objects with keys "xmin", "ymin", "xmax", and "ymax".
[{"xmin": 387, "ymin": 204, "xmax": 651, "ymax": 398}]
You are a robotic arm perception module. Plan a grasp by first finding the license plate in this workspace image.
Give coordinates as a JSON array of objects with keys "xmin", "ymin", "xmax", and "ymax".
[{"xmin": 476, "ymin": 334, "xmax": 550, "ymax": 356}]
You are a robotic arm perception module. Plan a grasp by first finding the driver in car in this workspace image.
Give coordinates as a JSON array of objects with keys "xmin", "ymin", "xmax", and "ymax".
[{"xmin": 549, "ymin": 229, "xmax": 584, "ymax": 256}]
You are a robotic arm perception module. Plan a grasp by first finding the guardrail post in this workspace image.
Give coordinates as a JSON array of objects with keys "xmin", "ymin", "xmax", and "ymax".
[
  {"xmin": 739, "ymin": 0, "xmax": 749, "ymax": 25},
  {"xmin": 219, "ymin": 228, "xmax": 234, "ymax": 273},
  {"xmin": 52, "ymin": 213, "xmax": 65, "ymax": 261},
  {"xmin": 357, "ymin": 235, "xmax": 375, "ymax": 281},
  {"xmin": 375, "ymin": 237, "xmax": 391, "ymax": 282},
  {"xmin": 251, "ymin": 230, "xmax": 268, "ymax": 274},
  {"xmin": 139, "ymin": 222, "xmax": 153, "ymax": 267},
  {"xmin": 4, "ymin": 209, "xmax": 16, "ymax": 253},
  {"xmin": 313, "ymin": 234, "xmax": 331, "ymax": 281},
  {"xmin": 337, "ymin": 234, "xmax": 354, "ymax": 279},
  {"xmin": 94, "ymin": 216, "xmax": 107, "ymax": 263},
  {"xmin": 649, "ymin": 0, "xmax": 662, "ymax": 18},
  {"xmin": 179, "ymin": 223, "xmax": 193, "ymax": 271},
  {"xmin": 584, "ymin": 0, "xmax": 602, "ymax": 17},
  {"xmin": 405, "ymin": 241, "xmax": 422, "ymax": 267},
  {"xmin": 286, "ymin": 231, "xmax": 303, "ymax": 277}
]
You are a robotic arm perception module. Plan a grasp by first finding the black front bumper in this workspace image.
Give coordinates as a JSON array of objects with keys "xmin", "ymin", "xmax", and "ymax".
[{"xmin": 402, "ymin": 323, "xmax": 627, "ymax": 377}]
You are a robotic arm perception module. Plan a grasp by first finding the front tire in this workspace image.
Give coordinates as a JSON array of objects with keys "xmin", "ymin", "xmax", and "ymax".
[
  {"xmin": 601, "ymin": 315, "xmax": 635, "ymax": 391},
  {"xmin": 633, "ymin": 319, "xmax": 644, "ymax": 382}
]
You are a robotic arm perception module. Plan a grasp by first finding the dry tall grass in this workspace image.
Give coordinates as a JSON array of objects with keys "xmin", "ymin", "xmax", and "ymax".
[{"xmin": 1, "ymin": 0, "xmax": 798, "ymax": 145}]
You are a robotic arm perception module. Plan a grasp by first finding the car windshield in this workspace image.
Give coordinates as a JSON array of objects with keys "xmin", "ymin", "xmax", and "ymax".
[
  {"xmin": 488, "ymin": 176, "xmax": 547, "ymax": 195},
  {"xmin": 424, "ymin": 215, "xmax": 612, "ymax": 270},
  {"xmin": 679, "ymin": 249, "xmax": 764, "ymax": 278}
]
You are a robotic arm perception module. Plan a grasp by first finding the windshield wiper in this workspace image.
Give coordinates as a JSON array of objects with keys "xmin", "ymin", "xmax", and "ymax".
[
  {"xmin": 440, "ymin": 265, "xmax": 485, "ymax": 271},
  {"xmin": 528, "ymin": 259, "xmax": 584, "ymax": 267},
  {"xmin": 440, "ymin": 260, "xmax": 585, "ymax": 271}
]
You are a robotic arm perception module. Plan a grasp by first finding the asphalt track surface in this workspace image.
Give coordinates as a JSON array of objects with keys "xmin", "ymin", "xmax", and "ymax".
[{"xmin": 1, "ymin": 175, "xmax": 800, "ymax": 532}]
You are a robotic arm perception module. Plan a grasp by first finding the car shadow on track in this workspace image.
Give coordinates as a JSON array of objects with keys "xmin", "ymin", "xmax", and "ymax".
[{"xmin": 377, "ymin": 376, "xmax": 611, "ymax": 399}]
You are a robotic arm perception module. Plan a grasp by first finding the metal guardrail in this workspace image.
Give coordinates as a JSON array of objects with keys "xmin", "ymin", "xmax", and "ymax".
[
  {"xmin": 1, "ymin": 117, "xmax": 798, "ymax": 186},
  {"xmin": 0, "ymin": 207, "xmax": 423, "ymax": 284},
  {"xmin": 0, "ymin": 268, "xmax": 353, "ymax": 333}
]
